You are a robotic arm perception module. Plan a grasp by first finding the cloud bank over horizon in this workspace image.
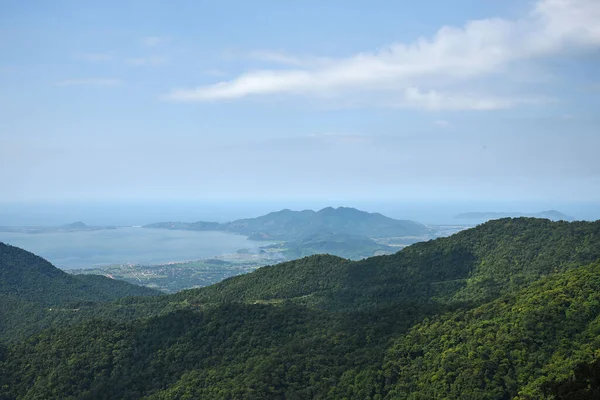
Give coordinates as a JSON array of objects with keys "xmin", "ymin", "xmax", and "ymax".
[{"xmin": 165, "ymin": 0, "xmax": 600, "ymax": 111}]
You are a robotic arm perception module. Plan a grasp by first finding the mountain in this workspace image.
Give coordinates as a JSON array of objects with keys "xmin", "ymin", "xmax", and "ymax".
[
  {"xmin": 169, "ymin": 218, "xmax": 600, "ymax": 312},
  {"xmin": 382, "ymin": 260, "xmax": 600, "ymax": 399},
  {"xmin": 2, "ymin": 218, "xmax": 600, "ymax": 399},
  {"xmin": 0, "ymin": 242, "xmax": 159, "ymax": 340},
  {"xmin": 144, "ymin": 206, "xmax": 431, "ymax": 240},
  {"xmin": 63, "ymin": 221, "xmax": 88, "ymax": 229},
  {"xmin": 455, "ymin": 209, "xmax": 574, "ymax": 222}
]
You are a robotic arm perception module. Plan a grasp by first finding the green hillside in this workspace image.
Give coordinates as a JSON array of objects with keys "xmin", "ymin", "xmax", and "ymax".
[
  {"xmin": 2, "ymin": 218, "xmax": 600, "ymax": 398},
  {"xmin": 164, "ymin": 218, "xmax": 600, "ymax": 312},
  {"xmin": 383, "ymin": 261, "xmax": 600, "ymax": 399},
  {"xmin": 0, "ymin": 242, "xmax": 159, "ymax": 340}
]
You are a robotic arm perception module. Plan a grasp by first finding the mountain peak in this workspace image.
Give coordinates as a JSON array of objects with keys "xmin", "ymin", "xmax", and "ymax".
[{"xmin": 317, "ymin": 206, "xmax": 362, "ymax": 215}]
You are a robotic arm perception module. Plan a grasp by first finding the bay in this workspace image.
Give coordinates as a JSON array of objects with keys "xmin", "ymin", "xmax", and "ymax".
[{"xmin": 0, "ymin": 227, "xmax": 268, "ymax": 269}]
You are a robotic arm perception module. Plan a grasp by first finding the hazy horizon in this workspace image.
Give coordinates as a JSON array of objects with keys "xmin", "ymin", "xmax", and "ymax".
[{"xmin": 1, "ymin": 199, "xmax": 599, "ymax": 227}]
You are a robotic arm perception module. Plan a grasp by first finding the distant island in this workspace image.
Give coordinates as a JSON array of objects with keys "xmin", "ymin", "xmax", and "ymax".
[
  {"xmin": 454, "ymin": 210, "xmax": 574, "ymax": 222},
  {"xmin": 144, "ymin": 206, "xmax": 433, "ymax": 260},
  {"xmin": 144, "ymin": 206, "xmax": 431, "ymax": 240}
]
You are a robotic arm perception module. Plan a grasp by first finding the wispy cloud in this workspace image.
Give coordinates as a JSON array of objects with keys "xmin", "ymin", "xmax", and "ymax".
[
  {"xmin": 165, "ymin": 0, "xmax": 600, "ymax": 111},
  {"xmin": 55, "ymin": 78, "xmax": 123, "ymax": 87},
  {"xmin": 434, "ymin": 120, "xmax": 450, "ymax": 128},
  {"xmin": 142, "ymin": 36, "xmax": 171, "ymax": 47},
  {"xmin": 397, "ymin": 88, "xmax": 553, "ymax": 111}
]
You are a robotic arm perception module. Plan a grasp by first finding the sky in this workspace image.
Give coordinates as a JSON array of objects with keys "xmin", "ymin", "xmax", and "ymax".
[{"xmin": 1, "ymin": 0, "xmax": 599, "ymax": 204}]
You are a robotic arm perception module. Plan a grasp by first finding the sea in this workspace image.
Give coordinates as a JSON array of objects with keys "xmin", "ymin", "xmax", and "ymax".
[
  {"xmin": 0, "ymin": 228, "xmax": 266, "ymax": 270},
  {"xmin": 1, "ymin": 199, "xmax": 598, "ymax": 270}
]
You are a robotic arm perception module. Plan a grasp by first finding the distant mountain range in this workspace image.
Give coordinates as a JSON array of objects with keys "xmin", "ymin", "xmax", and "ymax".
[
  {"xmin": 144, "ymin": 206, "xmax": 432, "ymax": 241},
  {"xmin": 454, "ymin": 210, "xmax": 574, "ymax": 222}
]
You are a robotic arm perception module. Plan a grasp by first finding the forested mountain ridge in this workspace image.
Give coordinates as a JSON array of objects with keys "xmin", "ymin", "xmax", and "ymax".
[
  {"xmin": 0, "ymin": 242, "xmax": 158, "ymax": 305},
  {"xmin": 41, "ymin": 217, "xmax": 600, "ymax": 323},
  {"xmin": 144, "ymin": 206, "xmax": 431, "ymax": 240},
  {"xmin": 165, "ymin": 218, "xmax": 600, "ymax": 312},
  {"xmin": 0, "ymin": 242, "xmax": 159, "ymax": 340},
  {"xmin": 2, "ymin": 218, "xmax": 600, "ymax": 398},
  {"xmin": 455, "ymin": 210, "xmax": 574, "ymax": 222}
]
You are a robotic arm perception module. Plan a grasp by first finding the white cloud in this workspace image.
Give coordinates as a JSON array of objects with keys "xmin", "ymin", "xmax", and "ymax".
[
  {"xmin": 165, "ymin": 0, "xmax": 600, "ymax": 110},
  {"xmin": 142, "ymin": 36, "xmax": 171, "ymax": 47},
  {"xmin": 55, "ymin": 78, "xmax": 123, "ymax": 87}
]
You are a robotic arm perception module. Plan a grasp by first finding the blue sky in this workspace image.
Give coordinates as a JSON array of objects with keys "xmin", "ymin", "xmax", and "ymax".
[{"xmin": 1, "ymin": 0, "xmax": 599, "ymax": 203}]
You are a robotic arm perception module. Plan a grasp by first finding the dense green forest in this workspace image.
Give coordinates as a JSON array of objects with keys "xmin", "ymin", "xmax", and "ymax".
[
  {"xmin": 2, "ymin": 218, "xmax": 600, "ymax": 398},
  {"xmin": 0, "ymin": 243, "xmax": 158, "ymax": 340}
]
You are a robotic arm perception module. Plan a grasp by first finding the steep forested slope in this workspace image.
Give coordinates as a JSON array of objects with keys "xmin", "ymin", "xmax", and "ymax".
[
  {"xmin": 383, "ymin": 261, "xmax": 600, "ymax": 399},
  {"xmin": 0, "ymin": 242, "xmax": 159, "ymax": 340},
  {"xmin": 0, "ymin": 242, "xmax": 158, "ymax": 305}
]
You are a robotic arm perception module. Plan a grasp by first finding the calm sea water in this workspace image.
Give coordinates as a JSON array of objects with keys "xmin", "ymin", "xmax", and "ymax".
[{"xmin": 0, "ymin": 228, "xmax": 268, "ymax": 270}]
